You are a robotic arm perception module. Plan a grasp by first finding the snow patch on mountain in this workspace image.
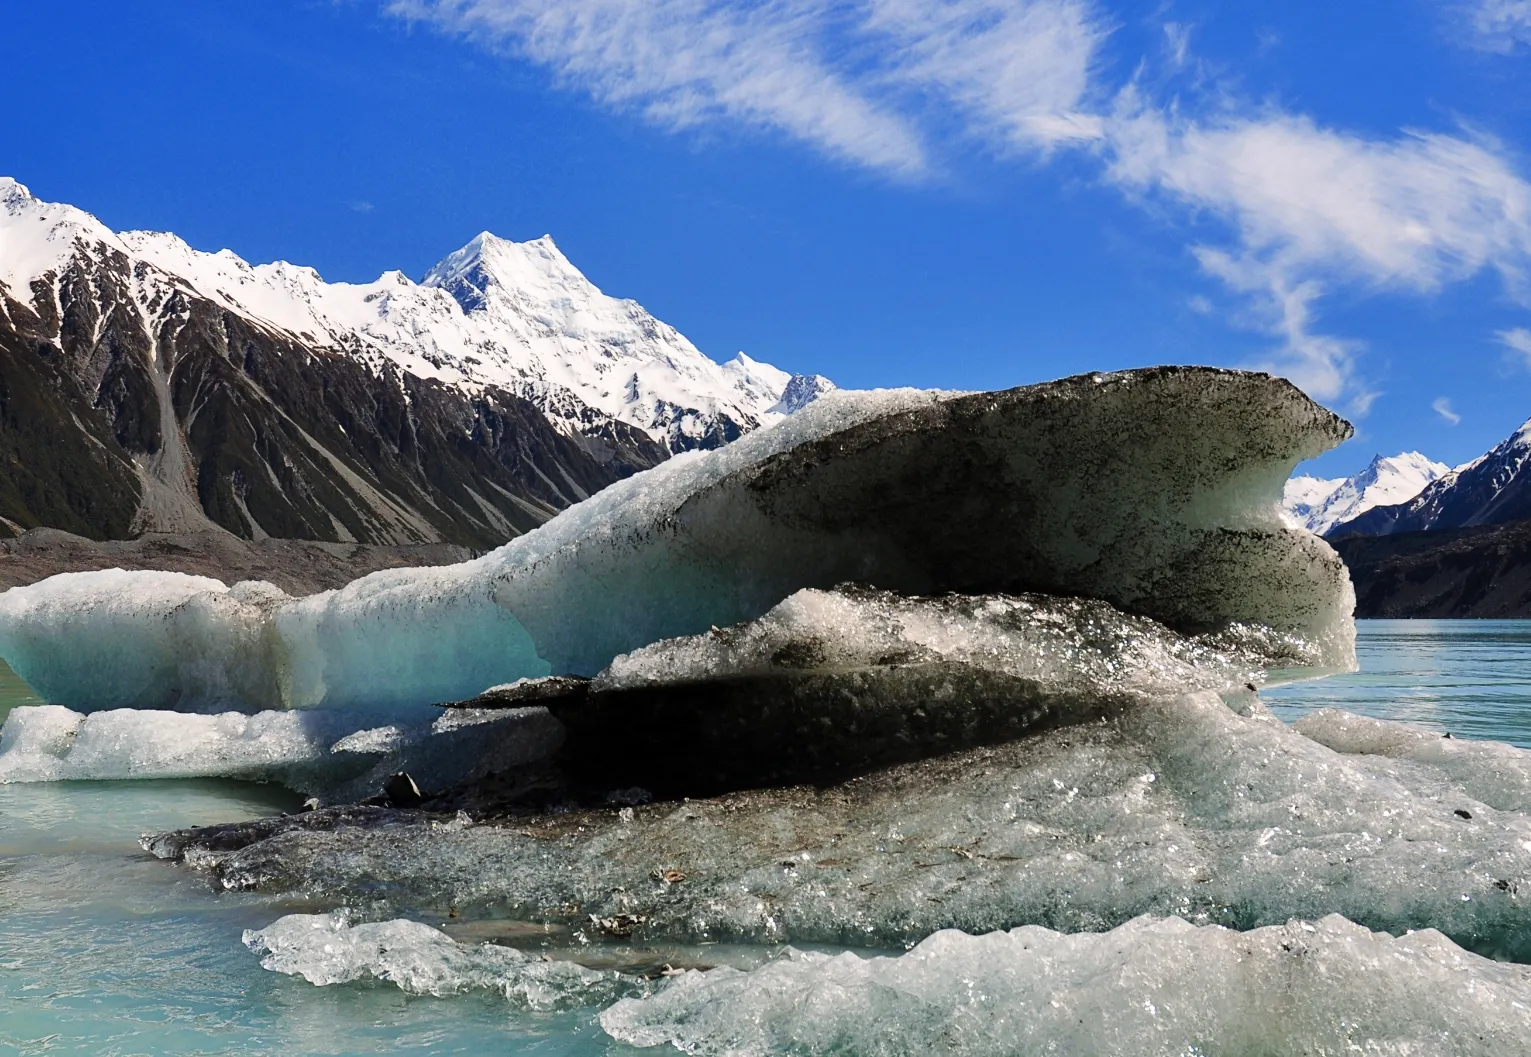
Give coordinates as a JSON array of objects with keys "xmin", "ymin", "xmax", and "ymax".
[
  {"xmin": 0, "ymin": 177, "xmax": 828, "ymax": 450},
  {"xmin": 1283, "ymin": 452, "xmax": 1449, "ymax": 535}
]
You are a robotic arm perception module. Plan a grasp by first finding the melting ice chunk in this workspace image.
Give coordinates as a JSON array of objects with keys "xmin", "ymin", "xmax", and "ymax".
[
  {"xmin": 153, "ymin": 690, "xmax": 1531, "ymax": 961},
  {"xmin": 601, "ymin": 915, "xmax": 1531, "ymax": 1056},
  {"xmin": 0, "ymin": 368, "xmax": 1355, "ymax": 712},
  {"xmin": 0, "ymin": 702, "xmax": 562, "ymax": 797},
  {"xmin": 243, "ymin": 913, "xmax": 636, "ymax": 1009}
]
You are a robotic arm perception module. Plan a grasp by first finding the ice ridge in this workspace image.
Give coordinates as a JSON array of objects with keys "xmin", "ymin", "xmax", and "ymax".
[
  {"xmin": 0, "ymin": 367, "xmax": 1356, "ymax": 714},
  {"xmin": 602, "ymin": 914, "xmax": 1531, "ymax": 1056},
  {"xmin": 240, "ymin": 907, "xmax": 1531, "ymax": 1056}
]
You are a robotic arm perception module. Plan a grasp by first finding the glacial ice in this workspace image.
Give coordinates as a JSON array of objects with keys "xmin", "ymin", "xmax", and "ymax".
[
  {"xmin": 242, "ymin": 909, "xmax": 1531, "ymax": 1055},
  {"xmin": 243, "ymin": 912, "xmax": 637, "ymax": 1010},
  {"xmin": 1294, "ymin": 708, "xmax": 1531, "ymax": 812},
  {"xmin": 154, "ymin": 688, "xmax": 1531, "ymax": 960},
  {"xmin": 601, "ymin": 914, "xmax": 1531, "ymax": 1056},
  {"xmin": 595, "ymin": 585, "xmax": 1264, "ymax": 696},
  {"xmin": 0, "ymin": 368, "xmax": 1355, "ymax": 712},
  {"xmin": 0, "ymin": 571, "xmax": 290, "ymax": 712},
  {"xmin": 1, "ymin": 585, "xmax": 1257, "ymax": 796},
  {"xmin": 0, "ymin": 702, "xmax": 562, "ymax": 796}
]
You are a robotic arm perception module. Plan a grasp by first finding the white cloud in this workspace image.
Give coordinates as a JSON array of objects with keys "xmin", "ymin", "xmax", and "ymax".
[
  {"xmin": 862, "ymin": 0, "xmax": 1107, "ymax": 150},
  {"xmin": 386, "ymin": 0, "xmax": 1106, "ymax": 175},
  {"xmin": 1460, "ymin": 0, "xmax": 1531, "ymax": 51},
  {"xmin": 1162, "ymin": 22, "xmax": 1192, "ymax": 68},
  {"xmin": 1498, "ymin": 326, "xmax": 1531, "ymax": 367},
  {"xmin": 1433, "ymin": 397, "xmax": 1462, "ymax": 425},
  {"xmin": 1103, "ymin": 95, "xmax": 1531, "ymax": 400}
]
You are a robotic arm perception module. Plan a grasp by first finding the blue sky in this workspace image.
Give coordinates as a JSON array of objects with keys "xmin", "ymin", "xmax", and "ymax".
[{"xmin": 7, "ymin": 1, "xmax": 1531, "ymax": 476}]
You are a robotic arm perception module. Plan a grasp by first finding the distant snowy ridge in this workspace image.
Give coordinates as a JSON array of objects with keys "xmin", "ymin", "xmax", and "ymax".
[
  {"xmin": 0, "ymin": 176, "xmax": 830, "ymax": 452},
  {"xmin": 1283, "ymin": 452, "xmax": 1448, "ymax": 535},
  {"xmin": 1335, "ymin": 416, "xmax": 1531, "ymax": 537}
]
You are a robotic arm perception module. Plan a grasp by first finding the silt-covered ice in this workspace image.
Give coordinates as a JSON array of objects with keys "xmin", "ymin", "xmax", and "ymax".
[{"xmin": 0, "ymin": 368, "xmax": 1355, "ymax": 712}]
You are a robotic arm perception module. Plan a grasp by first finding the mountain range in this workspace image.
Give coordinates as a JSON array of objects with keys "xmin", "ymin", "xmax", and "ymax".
[
  {"xmin": 1296, "ymin": 415, "xmax": 1531, "ymax": 617},
  {"xmin": 0, "ymin": 178, "xmax": 830, "ymax": 546},
  {"xmin": 1283, "ymin": 452, "xmax": 1450, "ymax": 536},
  {"xmin": 1331, "ymin": 420, "xmax": 1531, "ymax": 538}
]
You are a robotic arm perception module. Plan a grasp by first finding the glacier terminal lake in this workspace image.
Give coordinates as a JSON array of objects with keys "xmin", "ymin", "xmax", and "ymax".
[{"xmin": 3, "ymin": 619, "xmax": 1530, "ymax": 1054}]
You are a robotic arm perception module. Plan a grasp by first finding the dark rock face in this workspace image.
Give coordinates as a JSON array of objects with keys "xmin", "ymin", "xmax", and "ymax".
[
  {"xmin": 0, "ymin": 527, "xmax": 473, "ymax": 596},
  {"xmin": 1333, "ymin": 520, "xmax": 1531, "ymax": 617},
  {"xmin": 0, "ymin": 248, "xmax": 667, "ymax": 546}
]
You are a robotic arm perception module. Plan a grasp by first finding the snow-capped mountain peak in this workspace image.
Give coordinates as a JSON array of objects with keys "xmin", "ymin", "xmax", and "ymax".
[
  {"xmin": 0, "ymin": 177, "xmax": 124, "ymax": 294},
  {"xmin": 1333, "ymin": 413, "xmax": 1531, "ymax": 536},
  {"xmin": 0, "ymin": 178, "xmax": 831, "ymax": 452},
  {"xmin": 1283, "ymin": 451, "xmax": 1449, "ymax": 535},
  {"xmin": 422, "ymin": 231, "xmax": 587, "ymax": 314}
]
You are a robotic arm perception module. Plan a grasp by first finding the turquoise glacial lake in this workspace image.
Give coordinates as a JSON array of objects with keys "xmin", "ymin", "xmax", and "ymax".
[{"xmin": 2, "ymin": 619, "xmax": 1530, "ymax": 1055}]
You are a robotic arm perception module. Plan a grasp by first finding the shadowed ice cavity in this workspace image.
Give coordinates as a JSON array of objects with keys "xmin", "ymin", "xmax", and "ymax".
[{"xmin": 0, "ymin": 368, "xmax": 1355, "ymax": 713}]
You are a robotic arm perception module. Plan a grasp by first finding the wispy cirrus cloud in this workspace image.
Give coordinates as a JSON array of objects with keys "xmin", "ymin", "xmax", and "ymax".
[
  {"xmin": 1433, "ymin": 397, "xmax": 1462, "ymax": 425},
  {"xmin": 384, "ymin": 0, "xmax": 1531, "ymax": 411},
  {"xmin": 1498, "ymin": 326, "xmax": 1531, "ymax": 367},
  {"xmin": 1456, "ymin": 0, "xmax": 1531, "ymax": 51},
  {"xmin": 385, "ymin": 0, "xmax": 1104, "ymax": 176},
  {"xmin": 1104, "ymin": 98, "xmax": 1531, "ymax": 403}
]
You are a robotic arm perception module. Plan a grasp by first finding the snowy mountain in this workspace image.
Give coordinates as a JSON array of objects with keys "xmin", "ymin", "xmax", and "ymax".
[
  {"xmin": 0, "ymin": 177, "xmax": 831, "ymax": 545},
  {"xmin": 1335, "ymin": 418, "xmax": 1531, "ymax": 537},
  {"xmin": 1282, "ymin": 452, "xmax": 1448, "ymax": 536}
]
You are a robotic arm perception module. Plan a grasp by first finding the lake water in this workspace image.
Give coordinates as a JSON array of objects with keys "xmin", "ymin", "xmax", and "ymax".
[{"xmin": 3, "ymin": 619, "xmax": 1529, "ymax": 1055}]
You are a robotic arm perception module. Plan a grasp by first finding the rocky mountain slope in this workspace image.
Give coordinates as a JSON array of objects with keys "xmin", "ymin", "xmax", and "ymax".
[
  {"xmin": 0, "ymin": 178, "xmax": 829, "ymax": 546},
  {"xmin": 1282, "ymin": 452, "xmax": 1447, "ymax": 535},
  {"xmin": 1331, "ymin": 521, "xmax": 1531, "ymax": 617}
]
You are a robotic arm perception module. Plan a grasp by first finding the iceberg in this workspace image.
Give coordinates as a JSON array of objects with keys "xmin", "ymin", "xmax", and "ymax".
[
  {"xmin": 0, "ymin": 701, "xmax": 562, "ymax": 797},
  {"xmin": 602, "ymin": 914, "xmax": 1531, "ymax": 1056},
  {"xmin": 242, "ymin": 909, "xmax": 1531, "ymax": 1055},
  {"xmin": 243, "ymin": 912, "xmax": 637, "ymax": 1010},
  {"xmin": 546, "ymin": 585, "xmax": 1267, "ymax": 798},
  {"xmin": 0, "ymin": 368, "xmax": 1354, "ymax": 713},
  {"xmin": 0, "ymin": 583, "xmax": 1256, "ymax": 797},
  {"xmin": 148, "ymin": 688, "xmax": 1531, "ymax": 961}
]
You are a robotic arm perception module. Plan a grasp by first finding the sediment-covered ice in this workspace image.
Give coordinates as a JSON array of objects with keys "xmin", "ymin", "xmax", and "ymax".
[
  {"xmin": 602, "ymin": 914, "xmax": 1531, "ymax": 1056},
  {"xmin": 154, "ymin": 689, "xmax": 1531, "ymax": 960},
  {"xmin": 243, "ymin": 912, "xmax": 637, "ymax": 1010},
  {"xmin": 0, "ymin": 368, "xmax": 1355, "ymax": 712},
  {"xmin": 0, "ymin": 702, "xmax": 562, "ymax": 796}
]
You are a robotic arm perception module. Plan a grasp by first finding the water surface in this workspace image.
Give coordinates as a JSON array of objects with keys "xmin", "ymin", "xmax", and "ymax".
[{"xmin": 1265, "ymin": 619, "xmax": 1531, "ymax": 747}]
